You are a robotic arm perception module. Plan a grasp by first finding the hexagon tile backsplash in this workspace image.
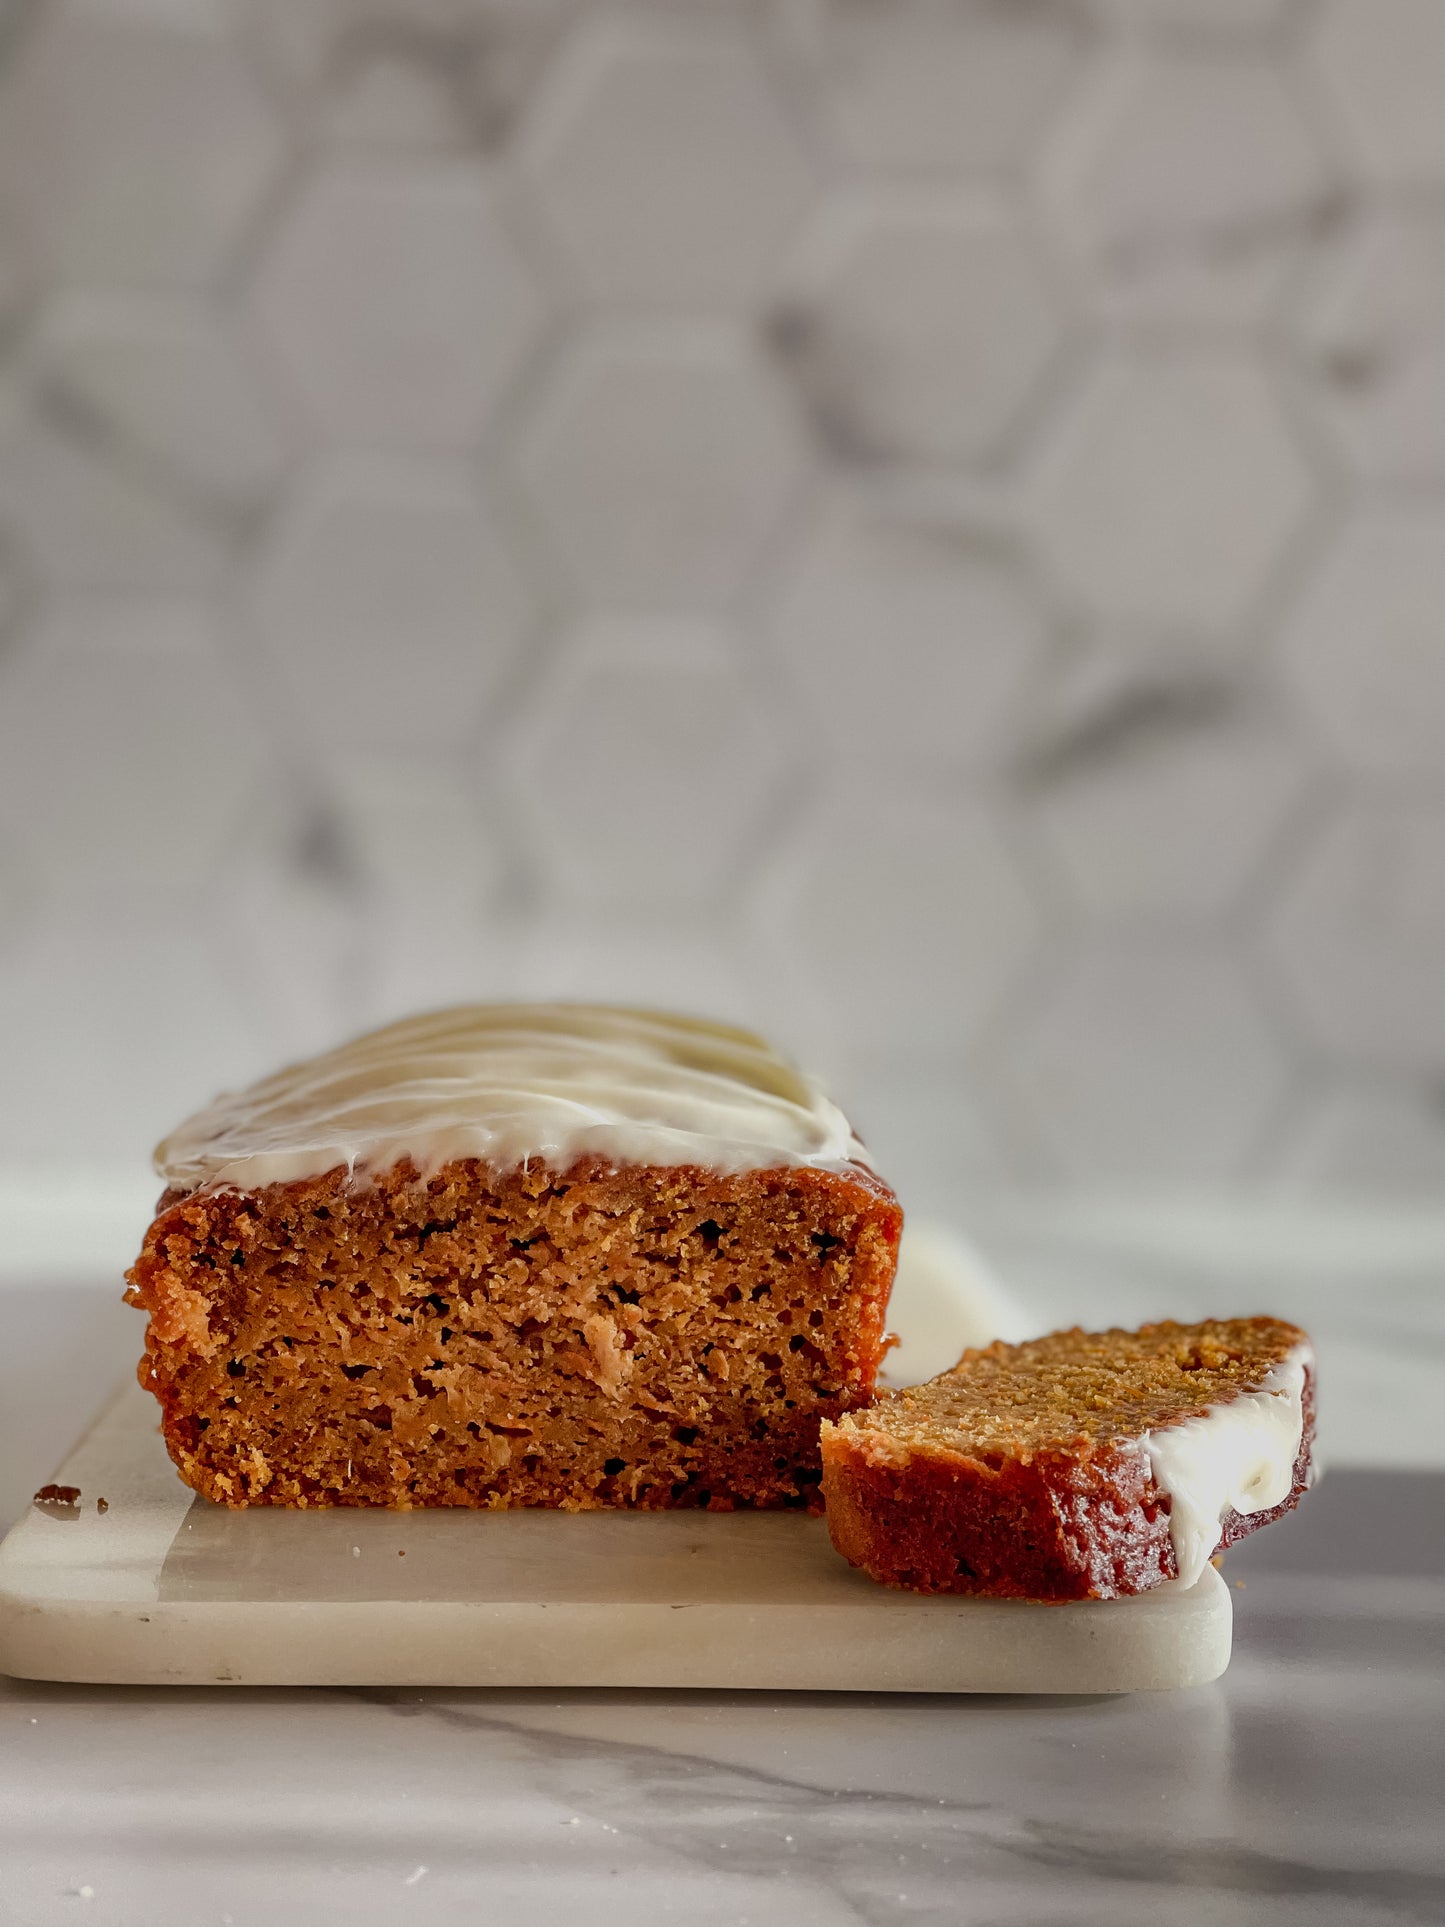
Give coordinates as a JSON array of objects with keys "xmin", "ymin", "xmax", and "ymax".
[{"xmin": 0, "ymin": 0, "xmax": 1441, "ymax": 1216}]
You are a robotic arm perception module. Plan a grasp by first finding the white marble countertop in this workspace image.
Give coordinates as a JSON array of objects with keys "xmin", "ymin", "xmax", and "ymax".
[
  {"xmin": 3, "ymin": 1479, "xmax": 1442, "ymax": 1927},
  {"xmin": 3, "ymin": 1208, "xmax": 1444, "ymax": 1923}
]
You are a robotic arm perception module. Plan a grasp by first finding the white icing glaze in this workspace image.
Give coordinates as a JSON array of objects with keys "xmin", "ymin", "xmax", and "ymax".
[
  {"xmin": 155, "ymin": 1003, "xmax": 873, "ymax": 1195},
  {"xmin": 1144, "ymin": 1342, "xmax": 1313, "ymax": 1588}
]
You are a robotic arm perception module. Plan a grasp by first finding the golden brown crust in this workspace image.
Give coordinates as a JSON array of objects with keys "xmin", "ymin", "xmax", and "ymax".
[
  {"xmin": 126, "ymin": 1155, "xmax": 901, "ymax": 1510},
  {"xmin": 820, "ymin": 1318, "xmax": 1315, "ymax": 1600}
]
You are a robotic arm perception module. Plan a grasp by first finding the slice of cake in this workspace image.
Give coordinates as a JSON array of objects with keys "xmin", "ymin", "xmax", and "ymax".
[
  {"xmin": 820, "ymin": 1318, "xmax": 1314, "ymax": 1600},
  {"xmin": 125, "ymin": 1004, "xmax": 902, "ymax": 1511}
]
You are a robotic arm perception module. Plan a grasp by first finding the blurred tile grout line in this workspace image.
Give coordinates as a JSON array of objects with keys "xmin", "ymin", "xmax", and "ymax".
[{"xmin": 0, "ymin": 0, "xmax": 1440, "ymax": 1201}]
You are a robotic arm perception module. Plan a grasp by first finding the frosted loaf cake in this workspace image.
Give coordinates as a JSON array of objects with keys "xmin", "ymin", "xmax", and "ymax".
[{"xmin": 125, "ymin": 1005, "xmax": 902, "ymax": 1510}]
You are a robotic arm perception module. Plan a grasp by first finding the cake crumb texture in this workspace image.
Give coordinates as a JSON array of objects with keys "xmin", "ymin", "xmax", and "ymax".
[{"xmin": 126, "ymin": 1155, "xmax": 900, "ymax": 1510}]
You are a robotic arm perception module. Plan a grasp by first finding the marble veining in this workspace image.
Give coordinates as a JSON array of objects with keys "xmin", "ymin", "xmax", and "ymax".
[
  {"xmin": 3, "ymin": 1508, "xmax": 1442, "ymax": 1923},
  {"xmin": 2, "ymin": 1258, "xmax": 1442, "ymax": 1921}
]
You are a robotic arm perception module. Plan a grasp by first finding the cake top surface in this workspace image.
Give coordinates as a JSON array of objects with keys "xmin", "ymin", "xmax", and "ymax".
[
  {"xmin": 155, "ymin": 1002, "xmax": 874, "ymax": 1195},
  {"xmin": 834, "ymin": 1318, "xmax": 1309, "ymax": 1456}
]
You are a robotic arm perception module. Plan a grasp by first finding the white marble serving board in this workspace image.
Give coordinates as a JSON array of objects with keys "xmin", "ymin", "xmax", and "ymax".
[
  {"xmin": 0, "ymin": 1224, "xmax": 1231, "ymax": 1692},
  {"xmin": 0, "ymin": 1381, "xmax": 1229, "ymax": 1693}
]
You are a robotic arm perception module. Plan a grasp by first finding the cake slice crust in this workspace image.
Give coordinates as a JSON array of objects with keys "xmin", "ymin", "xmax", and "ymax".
[{"xmin": 820, "ymin": 1317, "xmax": 1314, "ymax": 1601}]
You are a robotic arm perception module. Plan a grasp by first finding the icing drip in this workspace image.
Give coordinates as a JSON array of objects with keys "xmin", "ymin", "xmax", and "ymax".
[
  {"xmin": 155, "ymin": 1003, "xmax": 872, "ymax": 1195},
  {"xmin": 1144, "ymin": 1342, "xmax": 1313, "ymax": 1588}
]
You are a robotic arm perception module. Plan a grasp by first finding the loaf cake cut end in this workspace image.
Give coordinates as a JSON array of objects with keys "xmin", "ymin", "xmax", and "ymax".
[
  {"xmin": 820, "ymin": 1317, "xmax": 1314, "ymax": 1601},
  {"xmin": 125, "ymin": 1004, "xmax": 902, "ymax": 1511}
]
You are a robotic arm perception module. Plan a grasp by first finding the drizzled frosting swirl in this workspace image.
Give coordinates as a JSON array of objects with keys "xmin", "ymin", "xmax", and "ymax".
[{"xmin": 156, "ymin": 1003, "xmax": 872, "ymax": 1195}]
